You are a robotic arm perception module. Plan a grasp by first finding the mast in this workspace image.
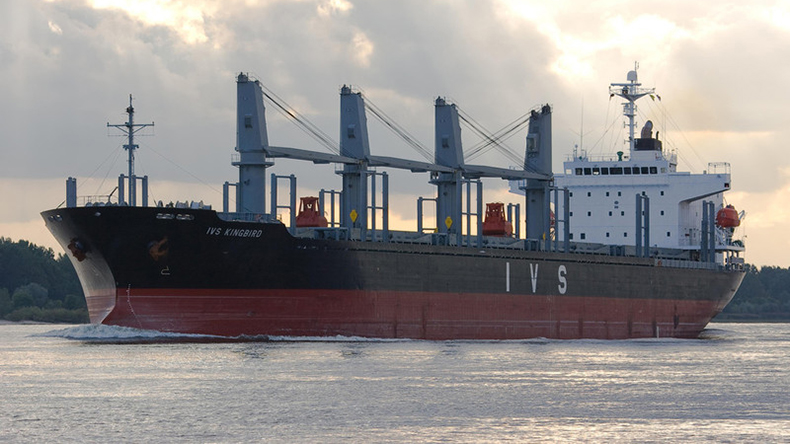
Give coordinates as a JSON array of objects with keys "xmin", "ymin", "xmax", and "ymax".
[
  {"xmin": 609, "ymin": 62, "xmax": 655, "ymax": 155},
  {"xmin": 107, "ymin": 95, "xmax": 154, "ymax": 206}
]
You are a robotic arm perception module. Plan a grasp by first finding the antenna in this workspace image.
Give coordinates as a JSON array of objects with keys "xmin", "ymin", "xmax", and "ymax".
[
  {"xmin": 570, "ymin": 97, "xmax": 593, "ymax": 159},
  {"xmin": 580, "ymin": 97, "xmax": 584, "ymax": 152},
  {"xmin": 107, "ymin": 95, "xmax": 154, "ymax": 206},
  {"xmin": 609, "ymin": 63, "xmax": 654, "ymax": 154}
]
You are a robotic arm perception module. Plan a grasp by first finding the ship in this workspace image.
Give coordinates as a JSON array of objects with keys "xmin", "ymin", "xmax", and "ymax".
[{"xmin": 41, "ymin": 68, "xmax": 746, "ymax": 340}]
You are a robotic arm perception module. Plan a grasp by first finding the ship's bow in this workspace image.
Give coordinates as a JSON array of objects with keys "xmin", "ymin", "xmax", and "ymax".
[{"xmin": 42, "ymin": 208, "xmax": 117, "ymax": 323}]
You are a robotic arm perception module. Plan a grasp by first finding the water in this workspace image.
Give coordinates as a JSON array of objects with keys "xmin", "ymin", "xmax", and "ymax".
[{"xmin": 1, "ymin": 323, "xmax": 789, "ymax": 443}]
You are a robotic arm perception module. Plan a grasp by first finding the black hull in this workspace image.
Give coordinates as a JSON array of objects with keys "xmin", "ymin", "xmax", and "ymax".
[{"xmin": 42, "ymin": 206, "xmax": 744, "ymax": 339}]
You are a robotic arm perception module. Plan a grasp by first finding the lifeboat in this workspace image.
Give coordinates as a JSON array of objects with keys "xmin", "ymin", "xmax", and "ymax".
[
  {"xmin": 716, "ymin": 204, "xmax": 740, "ymax": 228},
  {"xmin": 482, "ymin": 202, "xmax": 513, "ymax": 237},
  {"xmin": 295, "ymin": 196, "xmax": 328, "ymax": 228}
]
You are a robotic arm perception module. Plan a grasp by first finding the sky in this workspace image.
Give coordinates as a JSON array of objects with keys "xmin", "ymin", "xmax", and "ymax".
[{"xmin": 1, "ymin": 0, "xmax": 788, "ymax": 267}]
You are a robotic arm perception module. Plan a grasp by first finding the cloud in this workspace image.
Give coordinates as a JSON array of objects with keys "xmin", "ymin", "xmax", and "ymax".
[
  {"xmin": 87, "ymin": 0, "xmax": 214, "ymax": 44},
  {"xmin": 724, "ymin": 169, "xmax": 790, "ymax": 266},
  {"xmin": 764, "ymin": 4, "xmax": 790, "ymax": 30},
  {"xmin": 730, "ymin": 167, "xmax": 790, "ymax": 231},
  {"xmin": 317, "ymin": 0, "xmax": 352, "ymax": 17},
  {"xmin": 47, "ymin": 20, "xmax": 63, "ymax": 34},
  {"xmin": 351, "ymin": 30, "xmax": 374, "ymax": 68},
  {"xmin": 2, "ymin": 0, "xmax": 789, "ymax": 266},
  {"xmin": 496, "ymin": 1, "xmax": 691, "ymax": 81}
]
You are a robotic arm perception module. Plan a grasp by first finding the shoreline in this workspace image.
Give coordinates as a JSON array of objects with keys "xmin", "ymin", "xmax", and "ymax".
[{"xmin": 0, "ymin": 320, "xmax": 61, "ymax": 326}]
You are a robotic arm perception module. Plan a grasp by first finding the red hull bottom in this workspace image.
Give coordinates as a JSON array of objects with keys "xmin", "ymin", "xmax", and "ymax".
[{"xmin": 99, "ymin": 288, "xmax": 723, "ymax": 340}]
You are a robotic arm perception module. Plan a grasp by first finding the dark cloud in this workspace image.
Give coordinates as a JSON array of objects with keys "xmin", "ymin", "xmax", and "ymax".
[{"xmin": 2, "ymin": 0, "xmax": 788, "ymax": 265}]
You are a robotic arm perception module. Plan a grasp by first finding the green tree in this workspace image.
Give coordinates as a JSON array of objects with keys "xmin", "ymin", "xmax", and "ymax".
[
  {"xmin": 15, "ymin": 283, "xmax": 49, "ymax": 307},
  {"xmin": 0, "ymin": 288, "xmax": 12, "ymax": 316},
  {"xmin": 12, "ymin": 290, "xmax": 34, "ymax": 309},
  {"xmin": 64, "ymin": 294, "xmax": 86, "ymax": 310},
  {"xmin": 0, "ymin": 238, "xmax": 81, "ymax": 302},
  {"xmin": 0, "ymin": 238, "xmax": 86, "ymax": 323},
  {"xmin": 722, "ymin": 264, "xmax": 790, "ymax": 319}
]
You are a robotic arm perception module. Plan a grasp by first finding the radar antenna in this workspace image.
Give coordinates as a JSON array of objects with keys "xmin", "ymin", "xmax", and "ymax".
[{"xmin": 609, "ymin": 62, "xmax": 655, "ymax": 154}]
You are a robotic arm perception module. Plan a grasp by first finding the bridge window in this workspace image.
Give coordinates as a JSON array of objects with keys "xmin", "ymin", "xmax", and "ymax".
[
  {"xmin": 650, "ymin": 167, "xmax": 658, "ymax": 174},
  {"xmin": 593, "ymin": 167, "xmax": 600, "ymax": 175},
  {"xmin": 641, "ymin": 167, "xmax": 649, "ymax": 174},
  {"xmin": 610, "ymin": 167, "xmax": 623, "ymax": 175},
  {"xmin": 632, "ymin": 167, "xmax": 641, "ymax": 175},
  {"xmin": 584, "ymin": 168, "xmax": 592, "ymax": 175},
  {"xmin": 601, "ymin": 168, "xmax": 609, "ymax": 175},
  {"xmin": 575, "ymin": 168, "xmax": 583, "ymax": 175}
]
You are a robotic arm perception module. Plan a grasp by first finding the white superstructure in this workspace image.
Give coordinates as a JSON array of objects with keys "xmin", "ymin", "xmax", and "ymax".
[
  {"xmin": 556, "ymin": 150, "xmax": 730, "ymax": 250},
  {"xmin": 513, "ymin": 67, "xmax": 744, "ymax": 263}
]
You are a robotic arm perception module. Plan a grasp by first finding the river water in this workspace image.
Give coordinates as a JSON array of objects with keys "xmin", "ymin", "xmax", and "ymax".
[{"xmin": 1, "ymin": 322, "xmax": 788, "ymax": 443}]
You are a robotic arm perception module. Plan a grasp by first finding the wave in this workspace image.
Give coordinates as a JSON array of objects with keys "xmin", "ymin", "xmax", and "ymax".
[
  {"xmin": 34, "ymin": 323, "xmax": 724, "ymax": 344},
  {"xmin": 697, "ymin": 326, "xmax": 740, "ymax": 341},
  {"xmin": 35, "ymin": 324, "xmax": 229, "ymax": 343},
  {"xmin": 34, "ymin": 325, "xmax": 413, "ymax": 344}
]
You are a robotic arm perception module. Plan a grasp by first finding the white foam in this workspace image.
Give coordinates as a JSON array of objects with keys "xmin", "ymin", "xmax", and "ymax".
[
  {"xmin": 33, "ymin": 324, "xmax": 715, "ymax": 343},
  {"xmin": 35, "ymin": 326, "xmax": 409, "ymax": 343},
  {"xmin": 35, "ymin": 324, "xmax": 222, "ymax": 341}
]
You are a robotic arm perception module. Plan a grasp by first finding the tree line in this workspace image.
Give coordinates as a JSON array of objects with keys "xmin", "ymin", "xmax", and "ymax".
[
  {"xmin": 0, "ymin": 238, "xmax": 88, "ymax": 323},
  {"xmin": 0, "ymin": 237, "xmax": 788, "ymax": 323},
  {"xmin": 719, "ymin": 264, "xmax": 790, "ymax": 320}
]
